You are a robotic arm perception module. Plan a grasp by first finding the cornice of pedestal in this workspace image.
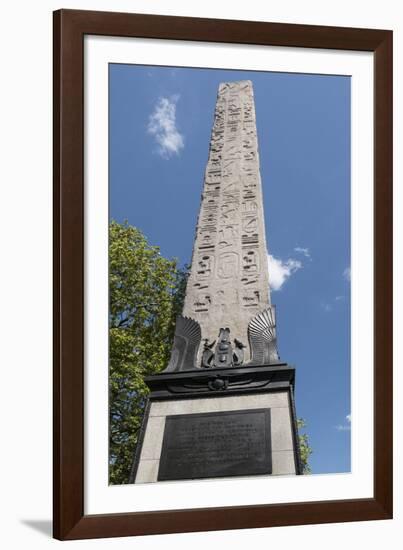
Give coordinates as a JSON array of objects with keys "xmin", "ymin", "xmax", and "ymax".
[{"xmin": 145, "ymin": 363, "xmax": 295, "ymax": 400}]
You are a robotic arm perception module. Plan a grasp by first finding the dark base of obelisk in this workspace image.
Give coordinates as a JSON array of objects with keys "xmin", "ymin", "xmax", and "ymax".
[{"xmin": 130, "ymin": 363, "xmax": 302, "ymax": 483}]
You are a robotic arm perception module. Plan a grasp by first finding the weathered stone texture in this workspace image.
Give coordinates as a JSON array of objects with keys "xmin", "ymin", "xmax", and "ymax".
[{"xmin": 182, "ymin": 81, "xmax": 271, "ymax": 361}]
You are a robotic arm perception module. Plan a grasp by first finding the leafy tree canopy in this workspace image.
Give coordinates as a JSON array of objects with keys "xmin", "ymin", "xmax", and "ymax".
[
  {"xmin": 109, "ymin": 220, "xmax": 187, "ymax": 484},
  {"xmin": 297, "ymin": 418, "xmax": 313, "ymax": 474}
]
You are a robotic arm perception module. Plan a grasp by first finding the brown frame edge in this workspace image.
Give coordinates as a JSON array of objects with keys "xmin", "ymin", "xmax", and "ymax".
[{"xmin": 53, "ymin": 8, "xmax": 393, "ymax": 540}]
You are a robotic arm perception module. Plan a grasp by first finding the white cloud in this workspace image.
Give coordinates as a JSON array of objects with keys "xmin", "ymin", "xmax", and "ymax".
[
  {"xmin": 343, "ymin": 267, "xmax": 351, "ymax": 281},
  {"xmin": 147, "ymin": 95, "xmax": 184, "ymax": 158},
  {"xmin": 335, "ymin": 424, "xmax": 350, "ymax": 431},
  {"xmin": 268, "ymin": 254, "xmax": 302, "ymax": 291},
  {"xmin": 321, "ymin": 302, "xmax": 332, "ymax": 313},
  {"xmin": 294, "ymin": 247, "xmax": 311, "ymax": 259},
  {"xmin": 336, "ymin": 414, "xmax": 351, "ymax": 431}
]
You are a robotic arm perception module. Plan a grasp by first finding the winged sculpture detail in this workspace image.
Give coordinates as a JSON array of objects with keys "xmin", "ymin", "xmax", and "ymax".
[
  {"xmin": 246, "ymin": 306, "xmax": 279, "ymax": 365},
  {"xmin": 162, "ymin": 315, "xmax": 202, "ymax": 372},
  {"xmin": 162, "ymin": 306, "xmax": 279, "ymax": 373}
]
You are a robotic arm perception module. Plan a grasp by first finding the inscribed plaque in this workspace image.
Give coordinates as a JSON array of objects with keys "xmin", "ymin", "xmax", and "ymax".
[{"xmin": 158, "ymin": 408, "xmax": 272, "ymax": 481}]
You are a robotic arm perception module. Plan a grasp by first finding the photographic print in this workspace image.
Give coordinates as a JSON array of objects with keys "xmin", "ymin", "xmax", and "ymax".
[
  {"xmin": 54, "ymin": 10, "xmax": 392, "ymax": 538},
  {"xmin": 108, "ymin": 65, "xmax": 351, "ymax": 485}
]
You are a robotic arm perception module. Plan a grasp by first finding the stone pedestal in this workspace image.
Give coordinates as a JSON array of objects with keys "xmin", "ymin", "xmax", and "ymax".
[{"xmin": 130, "ymin": 364, "xmax": 301, "ymax": 483}]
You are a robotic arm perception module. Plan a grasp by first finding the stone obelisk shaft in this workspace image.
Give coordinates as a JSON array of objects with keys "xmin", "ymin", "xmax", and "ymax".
[{"xmin": 182, "ymin": 81, "xmax": 271, "ymax": 360}]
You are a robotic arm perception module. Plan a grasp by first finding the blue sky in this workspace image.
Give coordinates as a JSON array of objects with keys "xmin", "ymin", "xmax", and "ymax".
[{"xmin": 109, "ymin": 64, "xmax": 351, "ymax": 475}]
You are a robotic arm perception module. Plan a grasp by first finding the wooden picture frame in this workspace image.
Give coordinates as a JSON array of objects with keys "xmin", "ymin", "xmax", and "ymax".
[{"xmin": 53, "ymin": 9, "xmax": 393, "ymax": 540}]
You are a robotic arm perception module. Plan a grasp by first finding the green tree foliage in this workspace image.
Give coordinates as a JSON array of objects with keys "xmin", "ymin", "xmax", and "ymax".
[
  {"xmin": 109, "ymin": 221, "xmax": 187, "ymax": 484},
  {"xmin": 297, "ymin": 418, "xmax": 313, "ymax": 474}
]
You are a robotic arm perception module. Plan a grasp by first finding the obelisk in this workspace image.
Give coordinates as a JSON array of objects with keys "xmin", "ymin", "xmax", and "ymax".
[
  {"xmin": 130, "ymin": 81, "xmax": 301, "ymax": 484},
  {"xmin": 182, "ymin": 80, "xmax": 272, "ymax": 362}
]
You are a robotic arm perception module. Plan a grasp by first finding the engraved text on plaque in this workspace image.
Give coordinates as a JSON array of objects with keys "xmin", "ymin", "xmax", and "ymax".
[{"xmin": 158, "ymin": 408, "xmax": 272, "ymax": 481}]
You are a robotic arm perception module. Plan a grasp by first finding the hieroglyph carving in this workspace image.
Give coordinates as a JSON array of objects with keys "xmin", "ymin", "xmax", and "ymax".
[{"xmin": 182, "ymin": 80, "xmax": 272, "ymax": 362}]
